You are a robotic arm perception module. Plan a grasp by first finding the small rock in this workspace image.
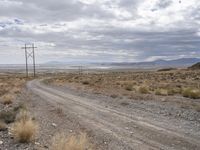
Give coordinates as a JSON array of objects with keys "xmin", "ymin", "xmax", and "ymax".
[
  {"xmin": 35, "ymin": 142, "xmax": 40, "ymax": 145},
  {"xmin": 52, "ymin": 123, "xmax": 57, "ymax": 127},
  {"xmin": 125, "ymin": 127, "xmax": 129, "ymax": 130},
  {"xmin": 70, "ymin": 130, "xmax": 73, "ymax": 133},
  {"xmin": 161, "ymin": 98, "xmax": 166, "ymax": 102},
  {"xmin": 0, "ymin": 140, "xmax": 3, "ymax": 145}
]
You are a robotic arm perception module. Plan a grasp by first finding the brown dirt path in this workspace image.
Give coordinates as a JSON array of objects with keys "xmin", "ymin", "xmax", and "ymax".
[{"xmin": 27, "ymin": 79, "xmax": 200, "ymax": 150}]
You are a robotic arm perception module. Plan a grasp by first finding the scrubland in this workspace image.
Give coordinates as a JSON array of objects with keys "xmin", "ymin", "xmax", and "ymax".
[
  {"xmin": 48, "ymin": 69, "xmax": 200, "ymax": 111},
  {"xmin": 0, "ymin": 75, "xmax": 38, "ymax": 144},
  {"xmin": 0, "ymin": 74, "xmax": 92, "ymax": 150},
  {"xmin": 1, "ymin": 69, "xmax": 200, "ymax": 150}
]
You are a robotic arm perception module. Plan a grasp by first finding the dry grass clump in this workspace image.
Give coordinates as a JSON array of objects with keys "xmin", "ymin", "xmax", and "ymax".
[
  {"xmin": 11, "ymin": 109, "xmax": 38, "ymax": 143},
  {"xmin": 167, "ymin": 88, "xmax": 182, "ymax": 95},
  {"xmin": 182, "ymin": 88, "xmax": 200, "ymax": 99},
  {"xmin": 15, "ymin": 110, "xmax": 31, "ymax": 122},
  {"xmin": 138, "ymin": 86, "xmax": 149, "ymax": 94},
  {"xmin": 12, "ymin": 87, "xmax": 21, "ymax": 94},
  {"xmin": 11, "ymin": 119, "xmax": 38, "ymax": 143},
  {"xmin": 13, "ymin": 103, "xmax": 27, "ymax": 112},
  {"xmin": 1, "ymin": 94, "xmax": 14, "ymax": 105},
  {"xmin": 51, "ymin": 133, "xmax": 92, "ymax": 150},
  {"xmin": 125, "ymin": 85, "xmax": 133, "ymax": 91},
  {"xmin": 155, "ymin": 89, "xmax": 168, "ymax": 96},
  {"xmin": 0, "ymin": 120, "xmax": 7, "ymax": 131},
  {"xmin": 110, "ymin": 94, "xmax": 118, "ymax": 98},
  {"xmin": 0, "ymin": 110, "xmax": 16, "ymax": 124}
]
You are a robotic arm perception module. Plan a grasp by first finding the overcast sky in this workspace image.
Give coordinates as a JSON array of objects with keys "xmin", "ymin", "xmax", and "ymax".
[{"xmin": 0, "ymin": 0, "xmax": 200, "ymax": 64}]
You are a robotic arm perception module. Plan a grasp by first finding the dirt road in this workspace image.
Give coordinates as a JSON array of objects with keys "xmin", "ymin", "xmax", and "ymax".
[{"xmin": 27, "ymin": 79, "xmax": 200, "ymax": 150}]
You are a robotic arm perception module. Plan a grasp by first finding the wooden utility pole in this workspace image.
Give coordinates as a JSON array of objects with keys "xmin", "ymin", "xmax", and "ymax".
[{"xmin": 21, "ymin": 43, "xmax": 37, "ymax": 77}]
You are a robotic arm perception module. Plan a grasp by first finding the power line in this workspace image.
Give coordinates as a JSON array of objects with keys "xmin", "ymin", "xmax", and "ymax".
[{"xmin": 21, "ymin": 43, "xmax": 37, "ymax": 77}]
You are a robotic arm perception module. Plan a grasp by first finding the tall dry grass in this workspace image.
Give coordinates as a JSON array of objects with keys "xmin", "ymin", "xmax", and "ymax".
[
  {"xmin": 15, "ymin": 110, "xmax": 31, "ymax": 122},
  {"xmin": 51, "ymin": 133, "xmax": 92, "ymax": 150},
  {"xmin": 11, "ymin": 110, "xmax": 38, "ymax": 143},
  {"xmin": 11, "ymin": 119, "xmax": 38, "ymax": 143}
]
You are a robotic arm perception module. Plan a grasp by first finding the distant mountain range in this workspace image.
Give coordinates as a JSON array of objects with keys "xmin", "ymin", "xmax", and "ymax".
[
  {"xmin": 104, "ymin": 58, "xmax": 200, "ymax": 68},
  {"xmin": 44, "ymin": 58, "xmax": 200, "ymax": 69}
]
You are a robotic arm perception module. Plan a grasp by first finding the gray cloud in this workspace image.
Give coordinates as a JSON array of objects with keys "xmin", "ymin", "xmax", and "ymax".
[
  {"xmin": 156, "ymin": 0, "xmax": 172, "ymax": 9},
  {"xmin": 0, "ymin": 0, "xmax": 200, "ymax": 64}
]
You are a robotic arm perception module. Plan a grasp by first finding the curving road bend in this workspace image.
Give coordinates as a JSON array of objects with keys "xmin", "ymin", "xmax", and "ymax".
[{"xmin": 27, "ymin": 79, "xmax": 200, "ymax": 150}]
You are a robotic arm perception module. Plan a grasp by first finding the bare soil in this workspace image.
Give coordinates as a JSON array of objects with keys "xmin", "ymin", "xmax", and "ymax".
[
  {"xmin": 25, "ymin": 78, "xmax": 200, "ymax": 150},
  {"xmin": 1, "ymin": 71, "xmax": 200, "ymax": 150}
]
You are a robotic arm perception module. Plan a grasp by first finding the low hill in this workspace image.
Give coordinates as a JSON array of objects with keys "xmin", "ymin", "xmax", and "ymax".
[{"xmin": 188, "ymin": 62, "xmax": 200, "ymax": 70}]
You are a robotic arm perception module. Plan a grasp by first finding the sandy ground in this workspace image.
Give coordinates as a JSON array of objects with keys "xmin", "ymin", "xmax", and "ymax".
[{"xmin": 23, "ymin": 79, "xmax": 200, "ymax": 150}]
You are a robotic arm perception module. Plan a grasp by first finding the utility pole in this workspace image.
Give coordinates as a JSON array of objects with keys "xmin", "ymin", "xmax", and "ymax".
[
  {"xmin": 24, "ymin": 44, "xmax": 28, "ymax": 77},
  {"xmin": 78, "ymin": 66, "xmax": 83, "ymax": 75},
  {"xmin": 32, "ymin": 43, "xmax": 36, "ymax": 77},
  {"xmin": 21, "ymin": 43, "xmax": 37, "ymax": 77}
]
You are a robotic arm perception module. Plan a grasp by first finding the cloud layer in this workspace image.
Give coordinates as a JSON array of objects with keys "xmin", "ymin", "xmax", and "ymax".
[{"xmin": 0, "ymin": 0, "xmax": 200, "ymax": 64}]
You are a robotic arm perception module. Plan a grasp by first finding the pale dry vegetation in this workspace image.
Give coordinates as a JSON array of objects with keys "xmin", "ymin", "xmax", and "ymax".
[
  {"xmin": 47, "ymin": 70, "xmax": 200, "ymax": 112},
  {"xmin": 11, "ymin": 118, "xmax": 38, "ymax": 143},
  {"xmin": 0, "ymin": 74, "xmax": 39, "ymax": 144},
  {"xmin": 155, "ymin": 89, "xmax": 168, "ymax": 96},
  {"xmin": 138, "ymin": 86, "xmax": 149, "ymax": 94},
  {"xmin": 49, "ymin": 70, "xmax": 200, "ymax": 99},
  {"xmin": 182, "ymin": 88, "xmax": 200, "ymax": 99},
  {"xmin": 51, "ymin": 133, "xmax": 92, "ymax": 150},
  {"xmin": 1, "ymin": 94, "xmax": 14, "ymax": 105},
  {"xmin": 0, "ymin": 75, "xmax": 27, "ymax": 106},
  {"xmin": 0, "ymin": 75, "xmax": 26, "ymax": 96},
  {"xmin": 15, "ymin": 109, "xmax": 31, "ymax": 122},
  {"xmin": 11, "ymin": 109, "xmax": 38, "ymax": 143}
]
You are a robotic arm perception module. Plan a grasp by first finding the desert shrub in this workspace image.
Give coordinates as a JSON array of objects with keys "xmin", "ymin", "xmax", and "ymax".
[
  {"xmin": 51, "ymin": 133, "xmax": 92, "ymax": 150},
  {"xmin": 155, "ymin": 89, "xmax": 168, "ymax": 96},
  {"xmin": 171, "ymin": 87, "xmax": 182, "ymax": 94},
  {"xmin": 167, "ymin": 89, "xmax": 175, "ymax": 96},
  {"xmin": 13, "ymin": 103, "xmax": 27, "ymax": 112},
  {"xmin": 0, "ymin": 89, "xmax": 8, "ymax": 97},
  {"xmin": 0, "ymin": 110, "xmax": 16, "ymax": 124},
  {"xmin": 0, "ymin": 120, "xmax": 7, "ymax": 131},
  {"xmin": 12, "ymin": 87, "xmax": 21, "ymax": 94},
  {"xmin": 182, "ymin": 88, "xmax": 200, "ymax": 99},
  {"xmin": 15, "ymin": 110, "xmax": 31, "ymax": 122},
  {"xmin": 138, "ymin": 86, "xmax": 149, "ymax": 94},
  {"xmin": 11, "ymin": 119, "xmax": 38, "ymax": 143},
  {"xmin": 1, "ymin": 94, "xmax": 14, "ymax": 105},
  {"xmin": 82, "ymin": 81, "xmax": 89, "ymax": 85},
  {"xmin": 110, "ymin": 94, "xmax": 118, "ymax": 98},
  {"xmin": 125, "ymin": 85, "xmax": 133, "ymax": 91}
]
